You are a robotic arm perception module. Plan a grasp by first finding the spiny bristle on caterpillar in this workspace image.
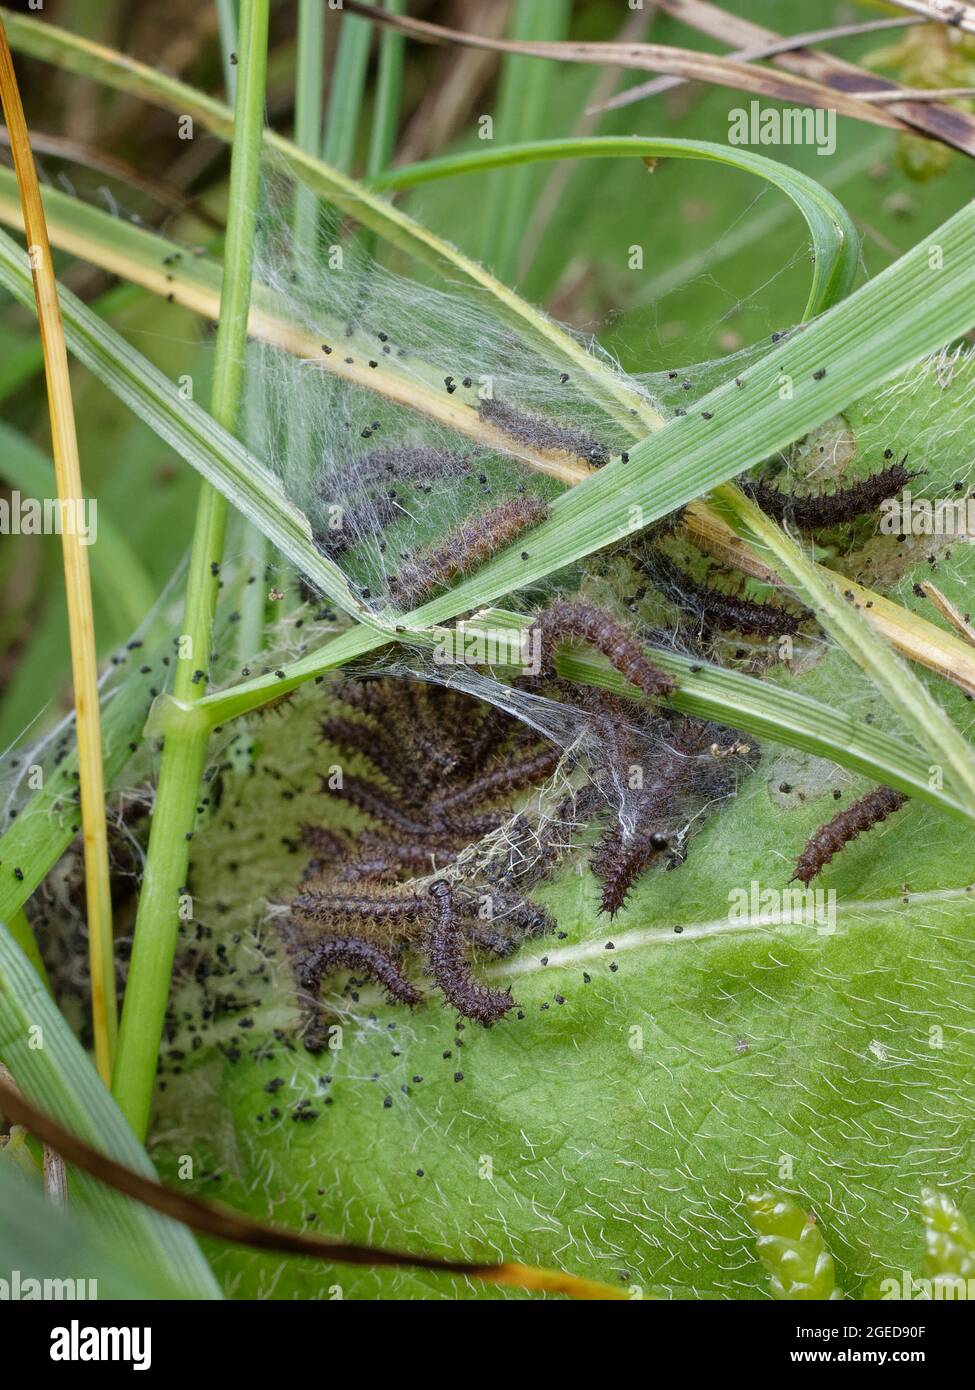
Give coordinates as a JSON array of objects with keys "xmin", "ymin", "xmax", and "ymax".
[
  {"xmin": 530, "ymin": 599, "xmax": 675, "ymax": 700},
  {"xmin": 742, "ymin": 458, "xmax": 919, "ymax": 530},
  {"xmin": 643, "ymin": 552, "xmax": 805, "ymax": 637},
  {"xmin": 426, "ymin": 880, "xmax": 515, "ymax": 1025},
  {"xmin": 389, "ymin": 494, "xmax": 549, "ymax": 608},
  {"xmin": 478, "ymin": 395, "xmax": 610, "ymax": 467},
  {"xmin": 792, "ymin": 786, "xmax": 908, "ymax": 884}
]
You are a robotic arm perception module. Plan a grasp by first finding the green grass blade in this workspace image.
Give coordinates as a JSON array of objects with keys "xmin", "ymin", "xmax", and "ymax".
[
  {"xmin": 712, "ymin": 482, "xmax": 975, "ymax": 814},
  {"xmin": 373, "ymin": 136, "xmax": 860, "ymax": 321},
  {"xmin": 0, "ymin": 1160, "xmax": 188, "ymax": 1299},
  {"xmin": 479, "ymin": 0, "xmax": 573, "ymax": 284},
  {"xmin": 367, "ymin": 0, "xmax": 406, "ymax": 178},
  {"xmin": 216, "ymin": 0, "xmax": 238, "ymax": 100},
  {"xmin": 0, "ymin": 9, "xmax": 664, "ymax": 424},
  {"xmin": 392, "ymin": 197, "xmax": 975, "ymax": 652},
  {"xmin": 322, "ymin": 0, "xmax": 373, "ymax": 174},
  {"xmin": 0, "ymin": 227, "xmax": 369, "ymax": 627},
  {"xmin": 186, "ymin": 611, "xmax": 969, "ymax": 823},
  {"xmin": 293, "ymin": 0, "xmax": 325, "ymax": 249},
  {"xmin": 0, "ymin": 926, "xmax": 221, "ymax": 1297},
  {"xmin": 111, "ymin": 0, "xmax": 269, "ymax": 1142}
]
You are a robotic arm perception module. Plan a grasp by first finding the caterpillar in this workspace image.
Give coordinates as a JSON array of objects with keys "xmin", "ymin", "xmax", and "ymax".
[
  {"xmin": 474, "ymin": 892, "xmax": 555, "ymax": 940},
  {"xmin": 299, "ymin": 824, "xmax": 349, "ymax": 860},
  {"xmin": 291, "ymin": 888, "xmax": 429, "ymax": 929},
  {"xmin": 792, "ymin": 786, "xmax": 909, "ymax": 883},
  {"xmin": 426, "ymin": 881, "xmax": 515, "ymax": 1025},
  {"xmin": 643, "ymin": 553, "xmax": 804, "ymax": 637},
  {"xmin": 742, "ymin": 458, "xmax": 917, "ymax": 530},
  {"xmin": 319, "ymin": 716, "xmax": 417, "ymax": 799},
  {"xmin": 590, "ymin": 738, "xmax": 690, "ymax": 916},
  {"xmin": 321, "ymin": 774, "xmax": 440, "ymax": 837},
  {"xmin": 531, "ymin": 599, "xmax": 675, "ymax": 700},
  {"xmin": 464, "ymin": 701, "xmax": 527, "ymax": 769},
  {"xmin": 429, "ymin": 745, "xmax": 560, "ymax": 816},
  {"xmin": 321, "ymin": 446, "xmax": 471, "ymax": 509},
  {"xmin": 586, "ymin": 715, "xmax": 749, "ymax": 916},
  {"xmin": 314, "ymin": 494, "xmax": 400, "ymax": 558},
  {"xmin": 337, "ymin": 844, "xmax": 457, "ymax": 881},
  {"xmin": 591, "ymin": 821, "xmax": 671, "ymax": 919},
  {"xmin": 478, "ymin": 396, "xmax": 610, "ymax": 468},
  {"xmin": 390, "ymin": 494, "xmax": 549, "ymax": 608},
  {"xmin": 291, "ymin": 933, "xmax": 423, "ymax": 1009}
]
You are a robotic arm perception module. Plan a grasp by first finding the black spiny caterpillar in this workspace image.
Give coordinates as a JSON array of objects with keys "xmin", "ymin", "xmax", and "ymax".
[
  {"xmin": 742, "ymin": 458, "xmax": 918, "ymax": 530},
  {"xmin": 322, "ymin": 446, "xmax": 471, "ymax": 508},
  {"xmin": 643, "ymin": 552, "xmax": 805, "ymax": 637},
  {"xmin": 281, "ymin": 650, "xmax": 754, "ymax": 1032},
  {"xmin": 793, "ymin": 785, "xmax": 908, "ymax": 883},
  {"xmin": 530, "ymin": 598, "xmax": 675, "ymax": 700},
  {"xmin": 426, "ymin": 880, "xmax": 515, "ymax": 1025},
  {"xmin": 282, "ymin": 679, "xmax": 562, "ymax": 1033}
]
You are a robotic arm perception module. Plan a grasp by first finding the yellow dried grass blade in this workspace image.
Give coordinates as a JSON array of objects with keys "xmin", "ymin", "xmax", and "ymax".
[{"xmin": 0, "ymin": 18, "xmax": 116, "ymax": 1081}]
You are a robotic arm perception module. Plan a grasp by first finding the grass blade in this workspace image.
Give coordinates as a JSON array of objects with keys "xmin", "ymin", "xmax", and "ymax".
[
  {"xmin": 0, "ymin": 926, "xmax": 221, "ymax": 1296},
  {"xmin": 712, "ymin": 482, "xmax": 975, "ymax": 812},
  {"xmin": 0, "ymin": 224, "xmax": 368, "ymax": 622},
  {"xmin": 111, "ymin": 0, "xmax": 270, "ymax": 1143},
  {"xmin": 343, "ymin": 0, "xmax": 967, "ymax": 144},
  {"xmin": 478, "ymin": 0, "xmax": 572, "ymax": 284},
  {"xmin": 0, "ymin": 17, "xmax": 116, "ymax": 1081},
  {"xmin": 367, "ymin": 0, "xmax": 406, "ymax": 178},
  {"xmin": 371, "ymin": 135, "xmax": 859, "ymax": 322},
  {"xmin": 322, "ymin": 0, "xmax": 373, "ymax": 173}
]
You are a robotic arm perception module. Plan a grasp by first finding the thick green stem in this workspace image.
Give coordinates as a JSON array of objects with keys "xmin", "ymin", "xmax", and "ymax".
[{"xmin": 112, "ymin": 0, "xmax": 269, "ymax": 1141}]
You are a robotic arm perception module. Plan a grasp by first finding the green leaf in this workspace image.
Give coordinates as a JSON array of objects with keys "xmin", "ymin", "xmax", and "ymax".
[
  {"xmin": 148, "ymin": 364, "xmax": 975, "ymax": 1299},
  {"xmin": 149, "ymin": 673, "xmax": 975, "ymax": 1299}
]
